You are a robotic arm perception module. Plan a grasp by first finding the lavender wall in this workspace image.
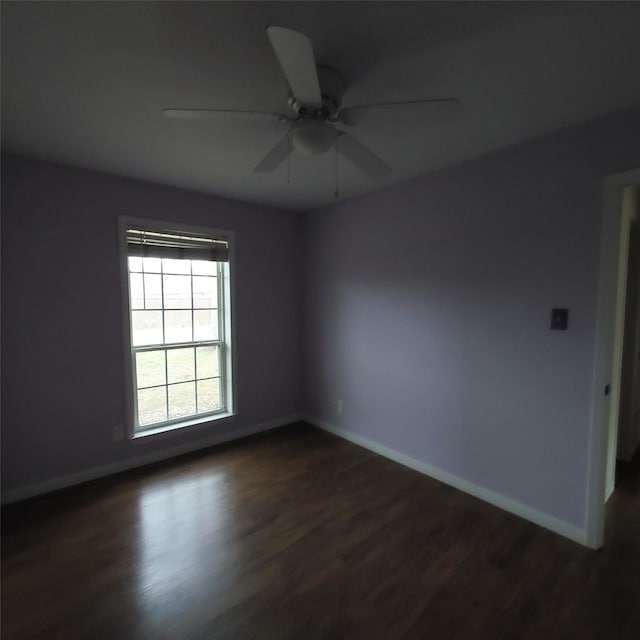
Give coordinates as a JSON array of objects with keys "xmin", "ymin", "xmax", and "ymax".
[
  {"xmin": 303, "ymin": 107, "xmax": 640, "ymax": 529},
  {"xmin": 1, "ymin": 154, "xmax": 303, "ymax": 495}
]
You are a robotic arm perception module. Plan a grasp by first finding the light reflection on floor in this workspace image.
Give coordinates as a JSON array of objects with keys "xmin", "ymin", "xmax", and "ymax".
[{"xmin": 135, "ymin": 470, "xmax": 234, "ymax": 630}]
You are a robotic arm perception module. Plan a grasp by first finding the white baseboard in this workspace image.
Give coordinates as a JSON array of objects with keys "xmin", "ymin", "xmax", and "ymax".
[
  {"xmin": 1, "ymin": 415, "xmax": 301, "ymax": 505},
  {"xmin": 305, "ymin": 416, "xmax": 588, "ymax": 547}
]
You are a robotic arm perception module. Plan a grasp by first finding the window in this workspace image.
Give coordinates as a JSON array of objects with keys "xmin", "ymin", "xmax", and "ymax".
[{"xmin": 120, "ymin": 220, "xmax": 234, "ymax": 437}]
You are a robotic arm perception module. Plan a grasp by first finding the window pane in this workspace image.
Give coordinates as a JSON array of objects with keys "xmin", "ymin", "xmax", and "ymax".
[
  {"xmin": 132, "ymin": 311, "xmax": 163, "ymax": 346},
  {"xmin": 167, "ymin": 347, "xmax": 195, "ymax": 384},
  {"xmin": 144, "ymin": 274, "xmax": 162, "ymax": 309},
  {"xmin": 136, "ymin": 350, "xmax": 166, "ymax": 388},
  {"xmin": 162, "ymin": 258, "xmax": 191, "ymax": 274},
  {"xmin": 164, "ymin": 310, "xmax": 193, "ymax": 343},
  {"xmin": 194, "ymin": 309, "xmax": 218, "ymax": 340},
  {"xmin": 192, "ymin": 260, "xmax": 216, "ymax": 276},
  {"xmin": 138, "ymin": 386, "xmax": 167, "ymax": 426},
  {"xmin": 168, "ymin": 382, "xmax": 196, "ymax": 419},
  {"xmin": 196, "ymin": 345, "xmax": 219, "ymax": 378},
  {"xmin": 197, "ymin": 378, "xmax": 221, "ymax": 413},
  {"xmin": 129, "ymin": 273, "xmax": 144, "ymax": 309},
  {"xmin": 143, "ymin": 257, "xmax": 162, "ymax": 273},
  {"xmin": 128, "ymin": 257, "xmax": 143, "ymax": 272},
  {"xmin": 163, "ymin": 275, "xmax": 192, "ymax": 309},
  {"xmin": 193, "ymin": 276, "xmax": 217, "ymax": 308}
]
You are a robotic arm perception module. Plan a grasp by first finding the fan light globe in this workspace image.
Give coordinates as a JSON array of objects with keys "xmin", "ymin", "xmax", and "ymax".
[{"xmin": 291, "ymin": 120, "xmax": 337, "ymax": 156}]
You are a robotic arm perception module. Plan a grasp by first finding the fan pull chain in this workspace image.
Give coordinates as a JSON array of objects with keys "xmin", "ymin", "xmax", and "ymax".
[
  {"xmin": 334, "ymin": 138, "xmax": 339, "ymax": 199},
  {"xmin": 287, "ymin": 135, "xmax": 291, "ymax": 185}
]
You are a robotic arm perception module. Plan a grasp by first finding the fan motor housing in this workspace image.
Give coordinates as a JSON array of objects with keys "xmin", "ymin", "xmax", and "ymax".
[{"xmin": 289, "ymin": 66, "xmax": 345, "ymax": 119}]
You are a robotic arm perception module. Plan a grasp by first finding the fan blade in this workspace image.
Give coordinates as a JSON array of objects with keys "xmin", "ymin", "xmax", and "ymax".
[
  {"xmin": 338, "ymin": 98, "xmax": 461, "ymax": 126},
  {"xmin": 255, "ymin": 134, "xmax": 291, "ymax": 173},
  {"xmin": 266, "ymin": 26, "xmax": 322, "ymax": 108},
  {"xmin": 163, "ymin": 109, "xmax": 290, "ymax": 122},
  {"xmin": 337, "ymin": 132, "xmax": 391, "ymax": 180}
]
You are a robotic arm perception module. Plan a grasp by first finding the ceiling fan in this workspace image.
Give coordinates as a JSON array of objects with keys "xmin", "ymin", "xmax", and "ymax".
[{"xmin": 163, "ymin": 26, "xmax": 461, "ymax": 180}]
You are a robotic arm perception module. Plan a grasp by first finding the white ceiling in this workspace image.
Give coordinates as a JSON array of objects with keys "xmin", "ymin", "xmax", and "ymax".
[{"xmin": 2, "ymin": 1, "xmax": 640, "ymax": 211}]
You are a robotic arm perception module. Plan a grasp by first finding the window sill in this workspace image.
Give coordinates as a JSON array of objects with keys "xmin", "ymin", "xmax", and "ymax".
[{"xmin": 131, "ymin": 411, "xmax": 235, "ymax": 440}]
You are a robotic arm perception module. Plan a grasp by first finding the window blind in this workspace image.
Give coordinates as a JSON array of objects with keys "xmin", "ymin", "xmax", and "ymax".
[{"xmin": 126, "ymin": 228, "xmax": 229, "ymax": 262}]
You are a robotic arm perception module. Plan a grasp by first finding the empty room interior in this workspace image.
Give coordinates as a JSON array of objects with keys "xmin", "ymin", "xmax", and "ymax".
[{"xmin": 2, "ymin": 2, "xmax": 640, "ymax": 638}]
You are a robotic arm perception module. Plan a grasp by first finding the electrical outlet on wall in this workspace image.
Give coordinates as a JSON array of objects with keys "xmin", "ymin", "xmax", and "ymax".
[
  {"xmin": 112, "ymin": 424, "xmax": 125, "ymax": 441},
  {"xmin": 336, "ymin": 399, "xmax": 344, "ymax": 414}
]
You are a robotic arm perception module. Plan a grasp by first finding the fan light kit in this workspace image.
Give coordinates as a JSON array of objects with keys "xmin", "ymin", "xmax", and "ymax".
[
  {"xmin": 163, "ymin": 26, "xmax": 461, "ymax": 182},
  {"xmin": 291, "ymin": 120, "xmax": 336, "ymax": 155}
]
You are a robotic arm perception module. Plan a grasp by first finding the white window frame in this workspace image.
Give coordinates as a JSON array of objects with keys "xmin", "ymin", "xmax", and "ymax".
[{"xmin": 119, "ymin": 217, "xmax": 236, "ymax": 439}]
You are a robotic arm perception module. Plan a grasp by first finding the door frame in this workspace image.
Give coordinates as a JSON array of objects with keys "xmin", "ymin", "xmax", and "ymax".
[{"xmin": 586, "ymin": 168, "xmax": 640, "ymax": 549}]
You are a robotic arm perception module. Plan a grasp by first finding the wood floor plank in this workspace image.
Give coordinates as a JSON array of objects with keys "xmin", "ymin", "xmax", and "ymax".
[{"xmin": 2, "ymin": 423, "xmax": 639, "ymax": 639}]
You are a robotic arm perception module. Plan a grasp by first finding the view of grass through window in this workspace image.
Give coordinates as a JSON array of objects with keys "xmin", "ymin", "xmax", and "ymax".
[{"xmin": 128, "ymin": 256, "xmax": 224, "ymax": 428}]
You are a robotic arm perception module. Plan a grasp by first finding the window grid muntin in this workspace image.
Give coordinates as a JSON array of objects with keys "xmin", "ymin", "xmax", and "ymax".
[
  {"xmin": 133, "ymin": 347, "xmax": 225, "ymax": 428},
  {"xmin": 129, "ymin": 257, "xmax": 227, "ymax": 432},
  {"xmin": 129, "ymin": 258, "xmax": 218, "ymax": 309},
  {"xmin": 136, "ymin": 377, "xmax": 220, "ymax": 392}
]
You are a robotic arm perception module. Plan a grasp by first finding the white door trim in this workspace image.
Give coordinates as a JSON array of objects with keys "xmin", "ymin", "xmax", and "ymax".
[{"xmin": 586, "ymin": 168, "xmax": 640, "ymax": 548}]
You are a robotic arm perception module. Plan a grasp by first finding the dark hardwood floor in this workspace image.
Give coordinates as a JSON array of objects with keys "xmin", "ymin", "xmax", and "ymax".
[{"xmin": 2, "ymin": 423, "xmax": 639, "ymax": 639}]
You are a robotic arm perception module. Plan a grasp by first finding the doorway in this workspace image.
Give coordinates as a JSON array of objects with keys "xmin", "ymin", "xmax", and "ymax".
[
  {"xmin": 603, "ymin": 185, "xmax": 640, "ymax": 499},
  {"xmin": 587, "ymin": 172, "xmax": 640, "ymax": 549},
  {"xmin": 616, "ymin": 219, "xmax": 640, "ymax": 467}
]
